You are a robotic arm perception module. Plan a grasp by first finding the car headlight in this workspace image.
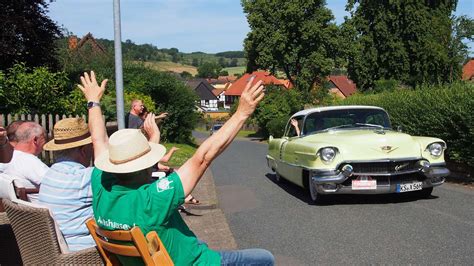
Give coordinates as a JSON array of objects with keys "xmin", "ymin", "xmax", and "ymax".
[
  {"xmin": 427, "ymin": 143, "xmax": 444, "ymax": 157},
  {"xmin": 320, "ymin": 147, "xmax": 337, "ymax": 162}
]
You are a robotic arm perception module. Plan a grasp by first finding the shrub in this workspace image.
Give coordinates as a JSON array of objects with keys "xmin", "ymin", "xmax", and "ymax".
[
  {"xmin": 122, "ymin": 64, "xmax": 199, "ymax": 143},
  {"xmin": 253, "ymin": 86, "xmax": 304, "ymax": 138},
  {"xmin": 0, "ymin": 63, "xmax": 70, "ymax": 114},
  {"xmin": 334, "ymin": 82, "xmax": 473, "ymax": 166}
]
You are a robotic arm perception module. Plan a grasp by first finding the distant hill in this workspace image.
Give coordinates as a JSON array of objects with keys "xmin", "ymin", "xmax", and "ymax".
[{"xmin": 65, "ymin": 37, "xmax": 247, "ymax": 68}]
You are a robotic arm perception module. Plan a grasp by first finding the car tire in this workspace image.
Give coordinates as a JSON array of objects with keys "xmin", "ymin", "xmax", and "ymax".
[
  {"xmin": 275, "ymin": 171, "xmax": 282, "ymax": 183},
  {"xmin": 308, "ymin": 176, "xmax": 326, "ymax": 205},
  {"xmin": 417, "ymin": 187, "xmax": 433, "ymax": 199}
]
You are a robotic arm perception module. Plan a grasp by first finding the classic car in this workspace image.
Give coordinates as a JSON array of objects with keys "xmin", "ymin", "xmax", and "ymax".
[
  {"xmin": 266, "ymin": 106, "xmax": 450, "ymax": 204},
  {"xmin": 210, "ymin": 124, "xmax": 223, "ymax": 135}
]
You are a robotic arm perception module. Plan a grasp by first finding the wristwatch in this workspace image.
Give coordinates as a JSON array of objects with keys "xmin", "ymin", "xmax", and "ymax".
[{"xmin": 87, "ymin": 101, "xmax": 101, "ymax": 109}]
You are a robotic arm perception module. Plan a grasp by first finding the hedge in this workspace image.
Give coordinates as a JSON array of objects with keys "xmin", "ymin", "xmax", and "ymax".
[{"xmin": 332, "ymin": 82, "xmax": 473, "ymax": 166}]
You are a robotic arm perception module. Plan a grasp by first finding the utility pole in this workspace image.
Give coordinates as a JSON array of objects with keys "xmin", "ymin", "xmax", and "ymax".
[{"xmin": 113, "ymin": 0, "xmax": 125, "ymax": 129}]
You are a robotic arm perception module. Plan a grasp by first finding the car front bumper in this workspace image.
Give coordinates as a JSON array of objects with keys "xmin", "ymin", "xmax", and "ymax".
[{"xmin": 311, "ymin": 166, "xmax": 449, "ymax": 195}]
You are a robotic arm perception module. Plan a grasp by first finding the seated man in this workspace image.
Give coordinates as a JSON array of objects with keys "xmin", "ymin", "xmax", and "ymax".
[
  {"xmin": 38, "ymin": 117, "xmax": 96, "ymax": 251},
  {"xmin": 79, "ymin": 71, "xmax": 274, "ymax": 265},
  {"xmin": 0, "ymin": 121, "xmax": 48, "ymax": 202}
]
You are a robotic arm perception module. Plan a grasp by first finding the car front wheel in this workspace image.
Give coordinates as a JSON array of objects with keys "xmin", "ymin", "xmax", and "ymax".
[{"xmin": 308, "ymin": 177, "xmax": 326, "ymax": 205}]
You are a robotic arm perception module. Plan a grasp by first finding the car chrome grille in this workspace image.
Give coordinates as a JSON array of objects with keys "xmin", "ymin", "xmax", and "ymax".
[{"xmin": 340, "ymin": 160, "xmax": 421, "ymax": 176}]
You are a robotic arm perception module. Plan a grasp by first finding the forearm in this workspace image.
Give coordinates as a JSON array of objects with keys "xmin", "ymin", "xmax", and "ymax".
[
  {"xmin": 88, "ymin": 106, "xmax": 108, "ymax": 157},
  {"xmin": 178, "ymin": 112, "xmax": 248, "ymax": 196}
]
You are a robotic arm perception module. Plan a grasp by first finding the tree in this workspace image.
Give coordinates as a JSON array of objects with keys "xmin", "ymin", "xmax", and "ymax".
[
  {"xmin": 0, "ymin": 0, "xmax": 62, "ymax": 70},
  {"xmin": 447, "ymin": 15, "xmax": 474, "ymax": 82},
  {"xmin": 242, "ymin": 0, "xmax": 342, "ymax": 95},
  {"xmin": 197, "ymin": 62, "xmax": 222, "ymax": 78},
  {"xmin": 345, "ymin": 0, "xmax": 469, "ymax": 91},
  {"xmin": 218, "ymin": 57, "xmax": 227, "ymax": 68},
  {"xmin": 229, "ymin": 58, "xmax": 239, "ymax": 67}
]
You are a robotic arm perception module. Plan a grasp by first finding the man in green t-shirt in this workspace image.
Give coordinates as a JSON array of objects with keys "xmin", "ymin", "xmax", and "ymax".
[{"xmin": 78, "ymin": 71, "xmax": 274, "ymax": 265}]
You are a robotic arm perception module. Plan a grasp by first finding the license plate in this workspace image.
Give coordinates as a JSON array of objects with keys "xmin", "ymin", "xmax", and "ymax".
[
  {"xmin": 396, "ymin": 182, "xmax": 423, "ymax": 193},
  {"xmin": 352, "ymin": 179, "xmax": 377, "ymax": 190}
]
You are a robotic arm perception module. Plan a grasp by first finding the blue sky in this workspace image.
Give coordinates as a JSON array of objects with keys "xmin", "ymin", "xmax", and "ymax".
[{"xmin": 49, "ymin": 0, "xmax": 473, "ymax": 54}]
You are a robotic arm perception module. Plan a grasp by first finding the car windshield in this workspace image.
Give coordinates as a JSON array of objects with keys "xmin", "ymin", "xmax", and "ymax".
[{"xmin": 303, "ymin": 108, "xmax": 392, "ymax": 135}]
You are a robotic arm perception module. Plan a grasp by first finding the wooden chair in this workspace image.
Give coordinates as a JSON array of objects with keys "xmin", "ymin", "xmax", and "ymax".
[{"xmin": 86, "ymin": 219, "xmax": 174, "ymax": 266}]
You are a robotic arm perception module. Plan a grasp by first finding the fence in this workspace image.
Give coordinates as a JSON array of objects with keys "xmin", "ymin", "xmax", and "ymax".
[{"xmin": 1, "ymin": 113, "xmax": 87, "ymax": 165}]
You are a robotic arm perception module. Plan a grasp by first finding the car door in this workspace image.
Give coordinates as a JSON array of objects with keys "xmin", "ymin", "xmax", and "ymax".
[{"xmin": 279, "ymin": 116, "xmax": 304, "ymax": 184}]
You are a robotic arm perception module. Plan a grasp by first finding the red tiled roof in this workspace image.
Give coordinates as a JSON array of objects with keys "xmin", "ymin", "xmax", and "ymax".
[
  {"xmin": 225, "ymin": 71, "xmax": 291, "ymax": 96},
  {"xmin": 462, "ymin": 59, "xmax": 474, "ymax": 80},
  {"xmin": 212, "ymin": 89, "xmax": 224, "ymax": 97},
  {"xmin": 328, "ymin": 75, "xmax": 357, "ymax": 97}
]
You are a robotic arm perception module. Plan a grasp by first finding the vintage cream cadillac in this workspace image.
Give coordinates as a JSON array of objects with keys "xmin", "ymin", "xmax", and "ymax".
[{"xmin": 266, "ymin": 106, "xmax": 449, "ymax": 204}]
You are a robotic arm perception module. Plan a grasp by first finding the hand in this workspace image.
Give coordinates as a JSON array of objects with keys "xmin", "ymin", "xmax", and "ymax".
[
  {"xmin": 290, "ymin": 118, "xmax": 298, "ymax": 127},
  {"xmin": 0, "ymin": 127, "xmax": 7, "ymax": 145},
  {"xmin": 77, "ymin": 71, "xmax": 108, "ymax": 102},
  {"xmin": 157, "ymin": 163, "xmax": 170, "ymax": 171},
  {"xmin": 236, "ymin": 76, "xmax": 264, "ymax": 118},
  {"xmin": 156, "ymin": 112, "xmax": 168, "ymax": 120},
  {"xmin": 143, "ymin": 113, "xmax": 160, "ymax": 143}
]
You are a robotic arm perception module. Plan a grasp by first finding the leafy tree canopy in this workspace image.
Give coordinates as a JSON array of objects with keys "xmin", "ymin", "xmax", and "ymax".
[
  {"xmin": 345, "ymin": 0, "xmax": 473, "ymax": 91},
  {"xmin": 197, "ymin": 62, "xmax": 222, "ymax": 78},
  {"xmin": 0, "ymin": 0, "xmax": 62, "ymax": 70},
  {"xmin": 242, "ymin": 0, "xmax": 343, "ymax": 95}
]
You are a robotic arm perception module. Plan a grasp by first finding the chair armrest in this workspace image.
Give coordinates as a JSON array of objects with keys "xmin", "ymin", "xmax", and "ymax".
[{"xmin": 56, "ymin": 246, "xmax": 103, "ymax": 265}]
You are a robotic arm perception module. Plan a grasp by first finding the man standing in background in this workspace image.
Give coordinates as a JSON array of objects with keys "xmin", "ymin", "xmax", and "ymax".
[{"xmin": 125, "ymin": 99, "xmax": 144, "ymax": 129}]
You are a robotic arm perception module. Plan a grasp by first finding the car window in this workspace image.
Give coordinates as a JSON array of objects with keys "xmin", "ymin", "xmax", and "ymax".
[
  {"xmin": 285, "ymin": 116, "xmax": 304, "ymax": 137},
  {"xmin": 304, "ymin": 108, "xmax": 391, "ymax": 132}
]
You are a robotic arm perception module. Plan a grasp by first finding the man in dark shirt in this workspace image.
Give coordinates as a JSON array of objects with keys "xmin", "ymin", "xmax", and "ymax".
[{"xmin": 125, "ymin": 99, "xmax": 144, "ymax": 129}]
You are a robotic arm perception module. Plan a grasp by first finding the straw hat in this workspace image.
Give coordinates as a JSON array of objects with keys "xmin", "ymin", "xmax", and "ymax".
[
  {"xmin": 94, "ymin": 129, "xmax": 166, "ymax": 173},
  {"xmin": 44, "ymin": 118, "xmax": 92, "ymax": 151}
]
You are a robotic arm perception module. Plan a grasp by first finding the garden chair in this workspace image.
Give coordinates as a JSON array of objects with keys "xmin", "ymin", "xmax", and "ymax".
[
  {"xmin": 86, "ymin": 218, "xmax": 174, "ymax": 266},
  {"xmin": 2, "ymin": 199, "xmax": 103, "ymax": 265}
]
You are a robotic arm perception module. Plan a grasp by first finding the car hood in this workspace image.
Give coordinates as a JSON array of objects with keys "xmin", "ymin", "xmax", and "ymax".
[{"xmin": 301, "ymin": 129, "xmax": 422, "ymax": 160}]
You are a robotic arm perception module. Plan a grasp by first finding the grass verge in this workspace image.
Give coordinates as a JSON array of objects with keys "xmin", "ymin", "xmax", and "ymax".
[{"xmin": 162, "ymin": 143, "xmax": 197, "ymax": 167}]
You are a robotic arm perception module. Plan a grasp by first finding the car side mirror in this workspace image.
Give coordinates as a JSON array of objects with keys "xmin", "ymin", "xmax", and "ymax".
[
  {"xmin": 269, "ymin": 135, "xmax": 273, "ymax": 142},
  {"xmin": 397, "ymin": 126, "xmax": 403, "ymax": 132}
]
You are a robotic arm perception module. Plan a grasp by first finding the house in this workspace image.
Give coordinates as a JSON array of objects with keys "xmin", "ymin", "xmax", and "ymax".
[
  {"xmin": 224, "ymin": 71, "xmax": 292, "ymax": 106},
  {"xmin": 212, "ymin": 89, "xmax": 227, "ymax": 109},
  {"xmin": 327, "ymin": 75, "xmax": 357, "ymax": 99},
  {"xmin": 185, "ymin": 79, "xmax": 219, "ymax": 111},
  {"xmin": 462, "ymin": 59, "xmax": 474, "ymax": 81},
  {"xmin": 68, "ymin": 33, "xmax": 107, "ymax": 55}
]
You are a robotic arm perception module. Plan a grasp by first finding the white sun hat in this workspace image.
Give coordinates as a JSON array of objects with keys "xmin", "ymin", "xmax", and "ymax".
[{"xmin": 94, "ymin": 129, "xmax": 166, "ymax": 173}]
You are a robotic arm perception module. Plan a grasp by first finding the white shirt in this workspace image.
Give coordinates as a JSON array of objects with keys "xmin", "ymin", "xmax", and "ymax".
[{"xmin": 0, "ymin": 150, "xmax": 49, "ymax": 202}]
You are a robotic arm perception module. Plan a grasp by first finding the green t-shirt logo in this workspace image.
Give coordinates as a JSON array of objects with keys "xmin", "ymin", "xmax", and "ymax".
[{"xmin": 156, "ymin": 178, "xmax": 174, "ymax": 192}]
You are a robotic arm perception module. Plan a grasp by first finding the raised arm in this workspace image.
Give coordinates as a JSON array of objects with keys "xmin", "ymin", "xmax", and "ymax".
[
  {"xmin": 177, "ymin": 77, "xmax": 264, "ymax": 196},
  {"xmin": 77, "ymin": 71, "xmax": 109, "ymax": 158},
  {"xmin": 290, "ymin": 118, "xmax": 301, "ymax": 136}
]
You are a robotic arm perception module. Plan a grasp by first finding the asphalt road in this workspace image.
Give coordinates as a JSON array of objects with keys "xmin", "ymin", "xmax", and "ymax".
[{"xmin": 194, "ymin": 132, "xmax": 474, "ymax": 265}]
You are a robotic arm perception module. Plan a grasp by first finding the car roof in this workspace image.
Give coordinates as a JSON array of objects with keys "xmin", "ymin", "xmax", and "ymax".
[{"xmin": 292, "ymin": 105, "xmax": 385, "ymax": 118}]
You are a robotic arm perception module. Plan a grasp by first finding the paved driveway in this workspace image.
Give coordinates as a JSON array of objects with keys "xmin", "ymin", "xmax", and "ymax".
[{"xmin": 194, "ymin": 132, "xmax": 474, "ymax": 265}]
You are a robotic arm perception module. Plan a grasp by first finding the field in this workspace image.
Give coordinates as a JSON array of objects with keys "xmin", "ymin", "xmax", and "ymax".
[
  {"xmin": 222, "ymin": 66, "xmax": 246, "ymax": 76},
  {"xmin": 139, "ymin": 61, "xmax": 198, "ymax": 76}
]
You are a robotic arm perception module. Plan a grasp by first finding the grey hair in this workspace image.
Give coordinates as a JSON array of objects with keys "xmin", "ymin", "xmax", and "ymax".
[
  {"xmin": 54, "ymin": 147, "xmax": 82, "ymax": 161},
  {"xmin": 15, "ymin": 122, "xmax": 46, "ymax": 143}
]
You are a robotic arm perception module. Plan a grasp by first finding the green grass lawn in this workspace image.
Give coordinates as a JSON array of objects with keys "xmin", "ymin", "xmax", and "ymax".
[
  {"xmin": 222, "ymin": 66, "xmax": 246, "ymax": 76},
  {"xmin": 161, "ymin": 143, "xmax": 197, "ymax": 167}
]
